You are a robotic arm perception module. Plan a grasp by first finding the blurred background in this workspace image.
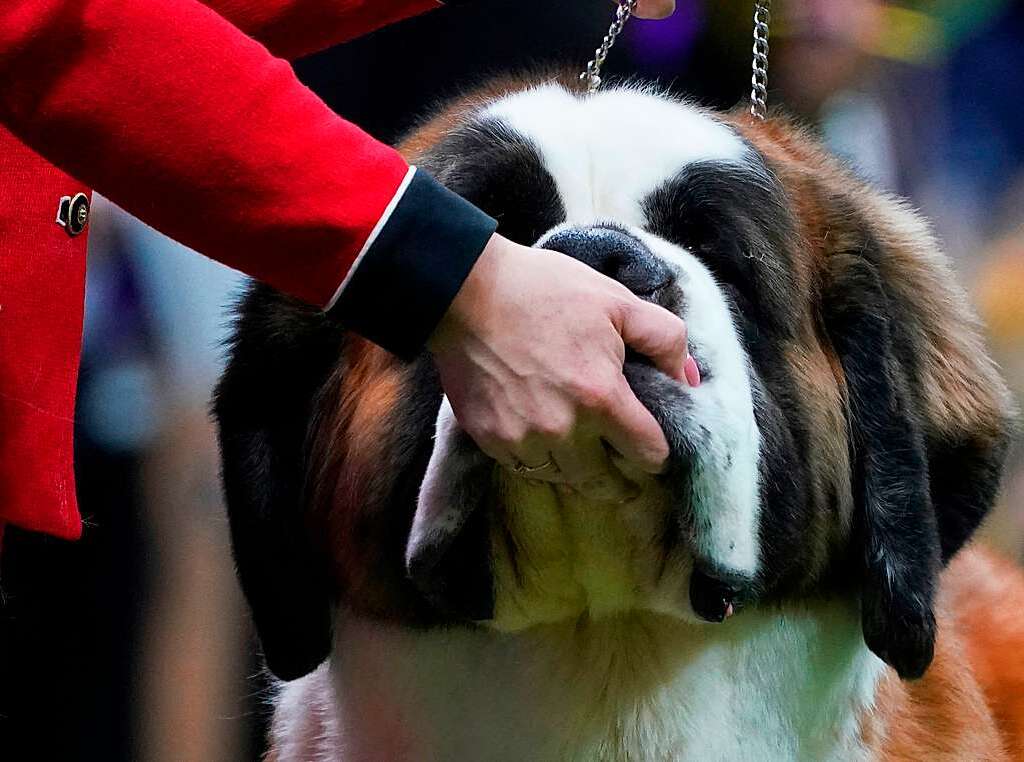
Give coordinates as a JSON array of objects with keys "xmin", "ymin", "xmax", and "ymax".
[{"xmin": 1, "ymin": 0, "xmax": 1022, "ymax": 758}]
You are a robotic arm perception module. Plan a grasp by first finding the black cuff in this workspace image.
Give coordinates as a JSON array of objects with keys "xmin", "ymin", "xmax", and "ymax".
[{"xmin": 329, "ymin": 170, "xmax": 497, "ymax": 360}]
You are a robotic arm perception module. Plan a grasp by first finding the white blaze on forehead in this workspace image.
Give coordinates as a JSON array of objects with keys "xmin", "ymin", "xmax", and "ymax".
[{"xmin": 484, "ymin": 84, "xmax": 748, "ymax": 226}]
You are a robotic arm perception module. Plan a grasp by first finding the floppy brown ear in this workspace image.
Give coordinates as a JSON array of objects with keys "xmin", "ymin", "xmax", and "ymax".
[
  {"xmin": 823, "ymin": 212, "xmax": 1013, "ymax": 680},
  {"xmin": 213, "ymin": 283, "xmax": 344, "ymax": 681},
  {"xmin": 825, "ymin": 253, "xmax": 941, "ymax": 679}
]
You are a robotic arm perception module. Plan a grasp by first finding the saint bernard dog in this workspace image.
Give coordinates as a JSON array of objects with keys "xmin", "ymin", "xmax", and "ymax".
[{"xmin": 214, "ymin": 76, "xmax": 1022, "ymax": 760}]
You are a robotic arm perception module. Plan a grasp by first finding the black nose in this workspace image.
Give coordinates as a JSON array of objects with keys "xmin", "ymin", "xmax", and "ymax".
[{"xmin": 542, "ymin": 226, "xmax": 672, "ymax": 296}]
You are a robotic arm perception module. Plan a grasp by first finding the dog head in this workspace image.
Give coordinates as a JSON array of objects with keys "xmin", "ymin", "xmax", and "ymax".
[{"xmin": 214, "ymin": 79, "xmax": 1013, "ymax": 683}]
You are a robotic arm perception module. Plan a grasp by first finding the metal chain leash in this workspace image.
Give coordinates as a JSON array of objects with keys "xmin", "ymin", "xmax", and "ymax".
[
  {"xmin": 581, "ymin": 1, "xmax": 772, "ymax": 117},
  {"xmin": 749, "ymin": 1, "xmax": 772, "ymax": 120},
  {"xmin": 580, "ymin": 0, "xmax": 640, "ymax": 94}
]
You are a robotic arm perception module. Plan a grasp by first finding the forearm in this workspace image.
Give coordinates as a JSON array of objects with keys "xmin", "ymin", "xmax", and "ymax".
[{"xmin": 201, "ymin": 0, "xmax": 442, "ymax": 60}]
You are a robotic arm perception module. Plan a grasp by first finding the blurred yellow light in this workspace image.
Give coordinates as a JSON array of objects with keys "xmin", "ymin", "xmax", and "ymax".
[
  {"xmin": 870, "ymin": 5, "xmax": 946, "ymax": 64},
  {"xmin": 975, "ymin": 243, "xmax": 1024, "ymax": 344}
]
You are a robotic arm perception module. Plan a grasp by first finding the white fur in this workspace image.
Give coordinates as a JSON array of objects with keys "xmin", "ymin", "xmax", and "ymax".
[
  {"xmin": 269, "ymin": 86, "xmax": 879, "ymax": 761},
  {"xmin": 273, "ymin": 605, "xmax": 884, "ymax": 761},
  {"xmin": 501, "ymin": 83, "xmax": 763, "ymax": 578},
  {"xmin": 485, "ymin": 84, "xmax": 747, "ymax": 228},
  {"xmin": 407, "ymin": 396, "xmax": 462, "ymax": 564}
]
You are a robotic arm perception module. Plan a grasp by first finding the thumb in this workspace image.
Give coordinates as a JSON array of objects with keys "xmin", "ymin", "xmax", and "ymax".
[
  {"xmin": 634, "ymin": 0, "xmax": 675, "ymax": 20},
  {"xmin": 618, "ymin": 299, "xmax": 689, "ymax": 382}
]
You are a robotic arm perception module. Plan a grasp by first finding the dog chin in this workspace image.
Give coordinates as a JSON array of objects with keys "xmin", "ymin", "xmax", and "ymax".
[
  {"xmin": 487, "ymin": 472, "xmax": 766, "ymax": 632},
  {"xmin": 410, "ymin": 419, "xmax": 755, "ymax": 633},
  {"xmin": 482, "ymin": 471, "xmax": 686, "ymax": 631}
]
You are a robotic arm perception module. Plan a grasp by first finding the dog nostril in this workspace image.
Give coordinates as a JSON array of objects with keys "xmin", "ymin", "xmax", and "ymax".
[{"xmin": 542, "ymin": 226, "xmax": 635, "ymax": 272}]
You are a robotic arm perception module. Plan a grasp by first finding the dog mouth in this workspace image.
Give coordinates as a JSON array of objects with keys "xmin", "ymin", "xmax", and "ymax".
[{"xmin": 689, "ymin": 564, "xmax": 751, "ymax": 622}]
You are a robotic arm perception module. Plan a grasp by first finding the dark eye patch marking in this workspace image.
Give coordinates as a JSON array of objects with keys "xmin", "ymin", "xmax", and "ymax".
[
  {"xmin": 641, "ymin": 158, "xmax": 799, "ymax": 343},
  {"xmin": 417, "ymin": 118, "xmax": 566, "ymax": 246},
  {"xmin": 641, "ymin": 154, "xmax": 825, "ymax": 604}
]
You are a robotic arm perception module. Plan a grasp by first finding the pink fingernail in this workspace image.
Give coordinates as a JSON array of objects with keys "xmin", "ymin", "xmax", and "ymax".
[{"xmin": 684, "ymin": 355, "xmax": 701, "ymax": 387}]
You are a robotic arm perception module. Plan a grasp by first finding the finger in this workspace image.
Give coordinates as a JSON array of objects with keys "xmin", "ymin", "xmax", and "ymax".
[
  {"xmin": 618, "ymin": 299, "xmax": 689, "ymax": 382},
  {"xmin": 634, "ymin": 0, "xmax": 675, "ymax": 20},
  {"xmin": 596, "ymin": 379, "xmax": 669, "ymax": 473},
  {"xmin": 505, "ymin": 438, "xmax": 563, "ymax": 481},
  {"xmin": 553, "ymin": 436, "xmax": 638, "ymax": 502}
]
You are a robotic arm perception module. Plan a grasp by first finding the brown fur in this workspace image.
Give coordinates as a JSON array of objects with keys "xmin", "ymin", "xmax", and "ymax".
[
  {"xmin": 857, "ymin": 547, "xmax": 1024, "ymax": 761},
  {"xmin": 310, "ymin": 339, "xmax": 421, "ymax": 622},
  {"xmin": 289, "ymin": 85, "xmax": 1019, "ymax": 758},
  {"xmin": 727, "ymin": 111, "xmax": 1013, "ymax": 457},
  {"xmin": 719, "ymin": 116, "xmax": 1021, "ymax": 756},
  {"xmin": 945, "ymin": 547, "xmax": 1024, "ymax": 758},
  {"xmin": 265, "ymin": 549, "xmax": 1024, "ymax": 760}
]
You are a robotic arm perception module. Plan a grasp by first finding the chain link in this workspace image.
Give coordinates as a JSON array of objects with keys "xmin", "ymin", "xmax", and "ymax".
[
  {"xmin": 580, "ymin": 0, "xmax": 639, "ymax": 94},
  {"xmin": 581, "ymin": 1, "xmax": 771, "ymax": 115},
  {"xmin": 749, "ymin": 1, "xmax": 772, "ymax": 120}
]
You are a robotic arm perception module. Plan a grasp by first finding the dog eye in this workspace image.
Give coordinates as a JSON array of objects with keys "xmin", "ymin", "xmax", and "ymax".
[
  {"xmin": 720, "ymin": 282, "xmax": 750, "ymax": 310},
  {"xmin": 715, "ymin": 282, "xmax": 741, "ymax": 316},
  {"xmin": 720, "ymin": 280, "xmax": 761, "ymax": 321},
  {"xmin": 719, "ymin": 283, "xmax": 761, "ymax": 340},
  {"xmin": 693, "ymin": 245, "xmax": 754, "ymax": 298}
]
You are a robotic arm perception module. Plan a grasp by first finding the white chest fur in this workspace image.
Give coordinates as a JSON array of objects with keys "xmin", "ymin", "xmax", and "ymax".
[{"xmin": 272, "ymin": 603, "xmax": 884, "ymax": 762}]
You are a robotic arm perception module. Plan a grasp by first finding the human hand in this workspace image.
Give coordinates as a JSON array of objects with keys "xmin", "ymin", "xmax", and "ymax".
[
  {"xmin": 428, "ymin": 233, "xmax": 696, "ymax": 500},
  {"xmin": 631, "ymin": 0, "xmax": 676, "ymax": 20}
]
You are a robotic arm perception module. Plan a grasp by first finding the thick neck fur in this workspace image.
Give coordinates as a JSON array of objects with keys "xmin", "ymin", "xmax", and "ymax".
[{"xmin": 272, "ymin": 602, "xmax": 885, "ymax": 762}]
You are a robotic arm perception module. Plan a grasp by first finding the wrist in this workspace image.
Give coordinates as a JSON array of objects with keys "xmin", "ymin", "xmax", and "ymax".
[
  {"xmin": 329, "ymin": 169, "xmax": 496, "ymax": 360},
  {"xmin": 428, "ymin": 232, "xmax": 517, "ymax": 353}
]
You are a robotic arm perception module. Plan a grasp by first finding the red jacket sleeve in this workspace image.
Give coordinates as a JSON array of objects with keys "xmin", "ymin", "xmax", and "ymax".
[
  {"xmin": 0, "ymin": 0, "xmax": 495, "ymax": 358},
  {"xmin": 202, "ymin": 0, "xmax": 443, "ymax": 60}
]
